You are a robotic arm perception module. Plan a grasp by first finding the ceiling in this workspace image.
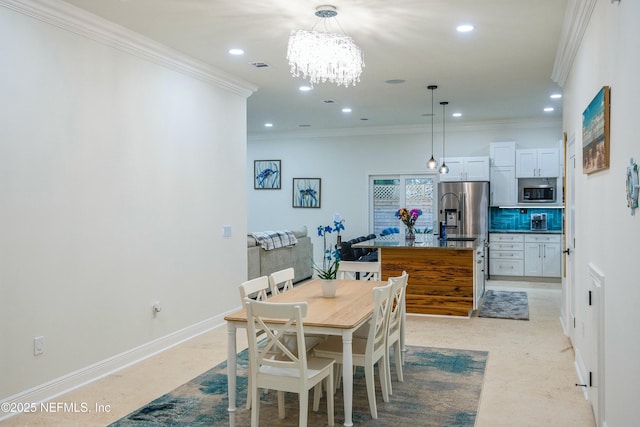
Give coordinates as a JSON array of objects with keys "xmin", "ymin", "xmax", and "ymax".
[{"xmin": 60, "ymin": 0, "xmax": 567, "ymax": 137}]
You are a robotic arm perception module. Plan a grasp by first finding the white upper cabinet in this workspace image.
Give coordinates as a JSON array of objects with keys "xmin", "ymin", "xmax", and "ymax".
[
  {"xmin": 490, "ymin": 166, "xmax": 516, "ymax": 206},
  {"xmin": 489, "ymin": 142, "xmax": 517, "ymax": 206},
  {"xmin": 516, "ymin": 148, "xmax": 560, "ymax": 178},
  {"xmin": 489, "ymin": 142, "xmax": 515, "ymax": 167},
  {"xmin": 440, "ymin": 156, "xmax": 490, "ymax": 182}
]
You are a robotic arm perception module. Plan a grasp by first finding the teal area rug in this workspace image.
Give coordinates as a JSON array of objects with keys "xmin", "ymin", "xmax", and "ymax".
[
  {"xmin": 478, "ymin": 290, "xmax": 529, "ymax": 320},
  {"xmin": 110, "ymin": 345, "xmax": 487, "ymax": 426}
]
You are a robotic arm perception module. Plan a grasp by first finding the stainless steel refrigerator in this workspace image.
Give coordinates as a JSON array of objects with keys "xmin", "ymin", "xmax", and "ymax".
[
  {"xmin": 438, "ymin": 181, "xmax": 490, "ymax": 306},
  {"xmin": 437, "ymin": 181, "xmax": 490, "ymax": 239}
]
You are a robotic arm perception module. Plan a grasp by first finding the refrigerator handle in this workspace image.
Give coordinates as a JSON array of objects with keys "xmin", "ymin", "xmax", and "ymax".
[{"xmin": 459, "ymin": 192, "xmax": 465, "ymax": 234}]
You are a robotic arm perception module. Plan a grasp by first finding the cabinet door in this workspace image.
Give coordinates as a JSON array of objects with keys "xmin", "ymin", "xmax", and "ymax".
[
  {"xmin": 542, "ymin": 243, "xmax": 562, "ymax": 277},
  {"xmin": 440, "ymin": 157, "xmax": 465, "ymax": 181},
  {"xmin": 523, "ymin": 243, "xmax": 543, "ymax": 276},
  {"xmin": 490, "ymin": 142, "xmax": 515, "ymax": 167},
  {"xmin": 516, "ymin": 149, "xmax": 537, "ymax": 178},
  {"xmin": 464, "ymin": 157, "xmax": 490, "ymax": 181},
  {"xmin": 490, "ymin": 166, "xmax": 516, "ymax": 206},
  {"xmin": 538, "ymin": 149, "xmax": 560, "ymax": 178}
]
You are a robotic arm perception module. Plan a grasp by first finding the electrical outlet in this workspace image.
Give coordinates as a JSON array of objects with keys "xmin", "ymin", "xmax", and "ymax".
[{"xmin": 34, "ymin": 336, "xmax": 45, "ymax": 355}]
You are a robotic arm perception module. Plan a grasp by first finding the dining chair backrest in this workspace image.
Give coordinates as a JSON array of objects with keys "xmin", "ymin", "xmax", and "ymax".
[
  {"xmin": 337, "ymin": 261, "xmax": 381, "ymax": 281},
  {"xmin": 239, "ymin": 276, "xmax": 270, "ymax": 302},
  {"xmin": 367, "ymin": 281, "xmax": 394, "ymax": 356},
  {"xmin": 244, "ymin": 298, "xmax": 335, "ymax": 426},
  {"xmin": 245, "ymin": 299, "xmax": 309, "ymax": 375},
  {"xmin": 388, "ymin": 271, "xmax": 409, "ymax": 340},
  {"xmin": 269, "ymin": 267, "xmax": 295, "ymax": 295}
]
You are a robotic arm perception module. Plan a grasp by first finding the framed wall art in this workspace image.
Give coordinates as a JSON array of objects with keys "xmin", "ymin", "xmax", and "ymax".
[
  {"xmin": 582, "ymin": 86, "xmax": 611, "ymax": 174},
  {"xmin": 292, "ymin": 178, "xmax": 321, "ymax": 208},
  {"xmin": 254, "ymin": 160, "xmax": 281, "ymax": 189}
]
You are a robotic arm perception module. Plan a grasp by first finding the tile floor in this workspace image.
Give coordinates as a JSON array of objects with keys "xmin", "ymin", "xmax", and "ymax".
[{"xmin": 2, "ymin": 280, "xmax": 595, "ymax": 426}]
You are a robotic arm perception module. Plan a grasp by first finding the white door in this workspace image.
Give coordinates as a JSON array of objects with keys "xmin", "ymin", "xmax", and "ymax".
[
  {"xmin": 565, "ymin": 139, "xmax": 576, "ymax": 342},
  {"xmin": 515, "ymin": 149, "xmax": 537, "ymax": 177}
]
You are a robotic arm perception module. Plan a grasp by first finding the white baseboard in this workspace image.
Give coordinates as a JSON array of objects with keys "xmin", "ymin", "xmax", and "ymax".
[{"xmin": 0, "ymin": 313, "xmax": 228, "ymax": 422}]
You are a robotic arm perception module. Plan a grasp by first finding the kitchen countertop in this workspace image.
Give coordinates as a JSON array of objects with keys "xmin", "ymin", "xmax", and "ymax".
[{"xmin": 353, "ymin": 235, "xmax": 480, "ymax": 250}]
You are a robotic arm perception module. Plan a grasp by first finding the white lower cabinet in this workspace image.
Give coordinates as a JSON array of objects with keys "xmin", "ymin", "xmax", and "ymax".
[
  {"xmin": 523, "ymin": 234, "xmax": 562, "ymax": 277},
  {"xmin": 490, "ymin": 232, "xmax": 562, "ymax": 278},
  {"xmin": 489, "ymin": 233, "xmax": 524, "ymax": 276}
]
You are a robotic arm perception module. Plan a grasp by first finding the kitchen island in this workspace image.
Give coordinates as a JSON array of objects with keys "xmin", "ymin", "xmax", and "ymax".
[{"xmin": 354, "ymin": 236, "xmax": 483, "ymax": 317}]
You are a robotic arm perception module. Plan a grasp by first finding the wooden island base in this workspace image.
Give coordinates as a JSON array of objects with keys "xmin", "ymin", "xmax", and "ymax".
[{"xmin": 380, "ymin": 247, "xmax": 474, "ymax": 317}]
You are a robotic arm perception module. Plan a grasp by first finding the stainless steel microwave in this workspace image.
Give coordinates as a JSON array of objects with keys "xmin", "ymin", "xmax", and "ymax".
[{"xmin": 519, "ymin": 185, "xmax": 555, "ymax": 203}]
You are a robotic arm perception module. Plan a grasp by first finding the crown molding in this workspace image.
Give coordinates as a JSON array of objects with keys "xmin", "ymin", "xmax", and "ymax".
[
  {"xmin": 551, "ymin": 0, "xmax": 598, "ymax": 87},
  {"xmin": 0, "ymin": 0, "xmax": 258, "ymax": 98},
  {"xmin": 248, "ymin": 118, "xmax": 563, "ymax": 142}
]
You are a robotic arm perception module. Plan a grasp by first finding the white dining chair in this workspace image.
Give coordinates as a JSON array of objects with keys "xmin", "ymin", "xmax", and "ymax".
[
  {"xmin": 269, "ymin": 267, "xmax": 295, "ymax": 295},
  {"xmin": 386, "ymin": 271, "xmax": 409, "ymax": 394},
  {"xmin": 245, "ymin": 299, "xmax": 335, "ymax": 427},
  {"xmin": 239, "ymin": 276, "xmax": 271, "ymax": 409},
  {"xmin": 312, "ymin": 281, "xmax": 393, "ymax": 419},
  {"xmin": 240, "ymin": 276, "xmax": 270, "ymax": 301},
  {"xmin": 337, "ymin": 261, "xmax": 381, "ymax": 281}
]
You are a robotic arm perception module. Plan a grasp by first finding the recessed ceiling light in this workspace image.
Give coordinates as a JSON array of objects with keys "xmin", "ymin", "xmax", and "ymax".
[
  {"xmin": 452, "ymin": 112, "xmax": 462, "ymax": 117},
  {"xmin": 342, "ymin": 108, "xmax": 352, "ymax": 113},
  {"xmin": 544, "ymin": 107, "xmax": 554, "ymax": 112},
  {"xmin": 299, "ymin": 85, "xmax": 312, "ymax": 92},
  {"xmin": 550, "ymin": 93, "xmax": 562, "ymax": 99},
  {"xmin": 264, "ymin": 123, "xmax": 273, "ymax": 127},
  {"xmin": 385, "ymin": 79, "xmax": 406, "ymax": 84},
  {"xmin": 456, "ymin": 24, "xmax": 474, "ymax": 33},
  {"xmin": 228, "ymin": 48, "xmax": 244, "ymax": 55}
]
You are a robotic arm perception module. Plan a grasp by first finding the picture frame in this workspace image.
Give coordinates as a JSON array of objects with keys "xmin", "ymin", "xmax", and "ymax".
[
  {"xmin": 292, "ymin": 178, "xmax": 321, "ymax": 208},
  {"xmin": 254, "ymin": 160, "xmax": 281, "ymax": 189},
  {"xmin": 582, "ymin": 86, "xmax": 611, "ymax": 174}
]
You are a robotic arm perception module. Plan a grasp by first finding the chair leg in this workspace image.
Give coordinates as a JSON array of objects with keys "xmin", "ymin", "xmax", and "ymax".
[
  {"xmin": 378, "ymin": 357, "xmax": 390, "ymax": 403},
  {"xmin": 327, "ymin": 371, "xmax": 335, "ymax": 426},
  {"xmin": 364, "ymin": 363, "xmax": 378, "ymax": 419},
  {"xmin": 313, "ymin": 383, "xmax": 321, "ymax": 411},
  {"xmin": 277, "ymin": 390, "xmax": 285, "ymax": 419},
  {"xmin": 394, "ymin": 341, "xmax": 404, "ymax": 382},
  {"xmin": 299, "ymin": 389, "xmax": 309, "ymax": 427},
  {"xmin": 246, "ymin": 377, "xmax": 252, "ymax": 409},
  {"xmin": 251, "ymin": 385, "xmax": 259, "ymax": 427}
]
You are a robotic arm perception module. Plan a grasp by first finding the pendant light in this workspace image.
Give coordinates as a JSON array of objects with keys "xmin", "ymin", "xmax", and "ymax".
[
  {"xmin": 439, "ymin": 101, "xmax": 450, "ymax": 174},
  {"xmin": 426, "ymin": 85, "xmax": 438, "ymax": 169}
]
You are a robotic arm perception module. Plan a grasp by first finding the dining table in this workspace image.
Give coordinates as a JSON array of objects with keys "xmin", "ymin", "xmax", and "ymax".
[{"xmin": 225, "ymin": 278, "xmax": 385, "ymax": 427}]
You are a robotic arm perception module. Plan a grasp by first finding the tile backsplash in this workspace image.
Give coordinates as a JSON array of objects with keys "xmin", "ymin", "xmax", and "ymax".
[{"xmin": 490, "ymin": 207, "xmax": 564, "ymax": 232}]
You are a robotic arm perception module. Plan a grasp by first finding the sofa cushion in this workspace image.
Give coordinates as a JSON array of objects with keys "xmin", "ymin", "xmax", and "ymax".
[{"xmin": 291, "ymin": 226, "xmax": 308, "ymax": 238}]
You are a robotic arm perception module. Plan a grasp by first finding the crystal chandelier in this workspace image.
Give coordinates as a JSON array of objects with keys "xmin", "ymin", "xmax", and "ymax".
[{"xmin": 287, "ymin": 5, "xmax": 364, "ymax": 88}]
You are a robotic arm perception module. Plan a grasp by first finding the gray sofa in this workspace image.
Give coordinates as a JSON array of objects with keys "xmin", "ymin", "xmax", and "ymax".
[{"xmin": 247, "ymin": 226, "xmax": 314, "ymax": 284}]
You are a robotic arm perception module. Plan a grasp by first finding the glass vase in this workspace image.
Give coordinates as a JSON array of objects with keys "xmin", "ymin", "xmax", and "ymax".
[{"xmin": 405, "ymin": 225, "xmax": 415, "ymax": 245}]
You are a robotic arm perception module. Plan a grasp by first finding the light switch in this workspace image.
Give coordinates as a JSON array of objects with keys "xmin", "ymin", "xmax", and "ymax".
[{"xmin": 222, "ymin": 224, "xmax": 232, "ymax": 238}]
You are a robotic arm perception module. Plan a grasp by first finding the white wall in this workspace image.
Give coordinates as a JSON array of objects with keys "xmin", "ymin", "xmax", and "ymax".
[
  {"xmin": 561, "ymin": 0, "xmax": 640, "ymax": 425},
  {"xmin": 248, "ymin": 120, "xmax": 561, "ymax": 264},
  {"xmin": 0, "ymin": 4, "xmax": 252, "ymax": 400}
]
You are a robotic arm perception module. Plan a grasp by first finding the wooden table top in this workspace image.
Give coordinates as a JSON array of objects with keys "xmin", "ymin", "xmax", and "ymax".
[{"xmin": 225, "ymin": 279, "xmax": 384, "ymax": 329}]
